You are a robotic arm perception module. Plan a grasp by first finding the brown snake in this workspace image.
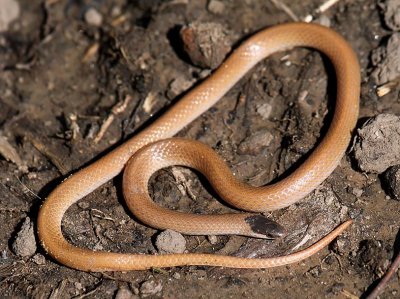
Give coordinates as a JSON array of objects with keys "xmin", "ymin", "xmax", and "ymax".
[{"xmin": 37, "ymin": 22, "xmax": 360, "ymax": 271}]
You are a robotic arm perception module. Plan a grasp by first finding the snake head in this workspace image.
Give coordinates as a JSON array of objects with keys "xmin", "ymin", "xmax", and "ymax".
[{"xmin": 245, "ymin": 215, "xmax": 286, "ymax": 239}]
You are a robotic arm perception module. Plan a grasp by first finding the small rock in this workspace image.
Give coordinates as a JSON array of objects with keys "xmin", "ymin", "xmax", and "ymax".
[
  {"xmin": 331, "ymin": 236, "xmax": 350, "ymax": 256},
  {"xmin": 256, "ymin": 103, "xmax": 273, "ymax": 119},
  {"xmin": 207, "ymin": 0, "xmax": 225, "ymax": 15},
  {"xmin": 132, "ymin": 286, "xmax": 139, "ymax": 295},
  {"xmin": 180, "ymin": 22, "xmax": 235, "ymax": 69},
  {"xmin": 371, "ymin": 33, "xmax": 400, "ymax": 85},
  {"xmin": 353, "ymin": 114, "xmax": 400, "ymax": 173},
  {"xmin": 155, "ymin": 230, "xmax": 186, "ymax": 254},
  {"xmin": 12, "ymin": 217, "xmax": 37, "ymax": 258},
  {"xmin": 115, "ymin": 286, "xmax": 138, "ymax": 299},
  {"xmin": 110, "ymin": 5, "xmax": 122, "ymax": 18},
  {"xmin": 172, "ymin": 272, "xmax": 181, "ymax": 280},
  {"xmin": 84, "ymin": 7, "xmax": 103, "ymax": 27},
  {"xmin": 383, "ymin": 0, "xmax": 400, "ymax": 31},
  {"xmin": 238, "ymin": 129, "xmax": 273, "ymax": 155},
  {"xmin": 0, "ymin": 0, "xmax": 20, "ymax": 32},
  {"xmin": 74, "ymin": 282, "xmax": 84, "ymax": 291},
  {"xmin": 315, "ymin": 15, "xmax": 331, "ymax": 27},
  {"xmin": 351, "ymin": 187, "xmax": 364, "ymax": 198},
  {"xmin": 31, "ymin": 253, "xmax": 46, "ymax": 265},
  {"xmin": 140, "ymin": 279, "xmax": 163, "ymax": 298},
  {"xmin": 384, "ymin": 165, "xmax": 400, "ymax": 200},
  {"xmin": 207, "ymin": 235, "xmax": 218, "ymax": 245}
]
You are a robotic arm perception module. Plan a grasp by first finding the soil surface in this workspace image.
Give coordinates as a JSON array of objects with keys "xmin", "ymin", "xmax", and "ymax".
[{"xmin": 1, "ymin": 0, "xmax": 400, "ymax": 298}]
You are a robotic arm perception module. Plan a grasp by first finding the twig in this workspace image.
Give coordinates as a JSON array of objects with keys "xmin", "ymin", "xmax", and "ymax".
[
  {"xmin": 171, "ymin": 167, "xmax": 197, "ymax": 200},
  {"xmin": 72, "ymin": 288, "xmax": 98, "ymax": 299},
  {"xmin": 340, "ymin": 289, "xmax": 359, "ymax": 299},
  {"xmin": 290, "ymin": 232, "xmax": 312, "ymax": 252},
  {"xmin": 376, "ymin": 77, "xmax": 400, "ymax": 97},
  {"xmin": 90, "ymin": 208, "xmax": 115, "ymax": 222},
  {"xmin": 67, "ymin": 113, "xmax": 80, "ymax": 140},
  {"xmin": 49, "ymin": 279, "xmax": 68, "ymax": 299},
  {"xmin": 304, "ymin": 0, "xmax": 342, "ymax": 22},
  {"xmin": 111, "ymin": 14, "xmax": 129, "ymax": 27},
  {"xmin": 15, "ymin": 176, "xmax": 42, "ymax": 200},
  {"xmin": 366, "ymin": 249, "xmax": 400, "ymax": 299},
  {"xmin": 94, "ymin": 95, "xmax": 133, "ymax": 143},
  {"xmin": 269, "ymin": 0, "xmax": 299, "ymax": 21},
  {"xmin": 82, "ymin": 43, "xmax": 99, "ymax": 63}
]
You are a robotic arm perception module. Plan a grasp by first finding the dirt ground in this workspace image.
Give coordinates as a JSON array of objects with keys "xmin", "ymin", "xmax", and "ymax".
[{"xmin": 1, "ymin": 0, "xmax": 400, "ymax": 298}]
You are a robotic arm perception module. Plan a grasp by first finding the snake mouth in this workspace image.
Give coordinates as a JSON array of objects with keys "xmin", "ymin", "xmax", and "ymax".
[{"xmin": 245, "ymin": 215, "xmax": 286, "ymax": 239}]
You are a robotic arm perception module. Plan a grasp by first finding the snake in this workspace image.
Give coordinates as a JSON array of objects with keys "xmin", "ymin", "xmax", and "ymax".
[{"xmin": 37, "ymin": 22, "xmax": 360, "ymax": 272}]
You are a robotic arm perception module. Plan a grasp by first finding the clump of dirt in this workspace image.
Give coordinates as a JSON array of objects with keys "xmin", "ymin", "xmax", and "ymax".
[
  {"xmin": 353, "ymin": 114, "xmax": 400, "ymax": 173},
  {"xmin": 11, "ymin": 217, "xmax": 36, "ymax": 258}
]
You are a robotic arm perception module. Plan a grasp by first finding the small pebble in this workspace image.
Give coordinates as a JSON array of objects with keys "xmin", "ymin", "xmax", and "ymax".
[
  {"xmin": 315, "ymin": 15, "xmax": 331, "ymax": 27},
  {"xmin": 180, "ymin": 22, "xmax": 234, "ymax": 69},
  {"xmin": 0, "ymin": 0, "xmax": 20, "ymax": 32},
  {"xmin": 115, "ymin": 286, "xmax": 138, "ymax": 299},
  {"xmin": 208, "ymin": 235, "xmax": 218, "ymax": 245},
  {"xmin": 256, "ymin": 103, "xmax": 273, "ymax": 120},
  {"xmin": 110, "ymin": 5, "xmax": 122, "ymax": 18},
  {"xmin": 351, "ymin": 187, "xmax": 364, "ymax": 198},
  {"xmin": 132, "ymin": 286, "xmax": 139, "ymax": 295},
  {"xmin": 140, "ymin": 279, "xmax": 163, "ymax": 298},
  {"xmin": 84, "ymin": 7, "xmax": 103, "ymax": 27},
  {"xmin": 331, "ymin": 237, "xmax": 350, "ymax": 256},
  {"xmin": 155, "ymin": 230, "xmax": 186, "ymax": 254},
  {"xmin": 172, "ymin": 272, "xmax": 181, "ymax": 280},
  {"xmin": 12, "ymin": 217, "xmax": 37, "ymax": 258},
  {"xmin": 31, "ymin": 253, "xmax": 46, "ymax": 265},
  {"xmin": 353, "ymin": 114, "xmax": 400, "ymax": 173},
  {"xmin": 74, "ymin": 282, "xmax": 84, "ymax": 291},
  {"xmin": 207, "ymin": 0, "xmax": 225, "ymax": 15}
]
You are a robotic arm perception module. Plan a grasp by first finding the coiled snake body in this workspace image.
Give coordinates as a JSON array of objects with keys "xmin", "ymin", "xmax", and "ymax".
[{"xmin": 38, "ymin": 23, "xmax": 360, "ymax": 272}]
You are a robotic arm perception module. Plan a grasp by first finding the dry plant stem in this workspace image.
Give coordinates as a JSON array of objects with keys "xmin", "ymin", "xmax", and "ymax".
[
  {"xmin": 304, "ymin": 0, "xmax": 342, "ymax": 22},
  {"xmin": 94, "ymin": 95, "xmax": 133, "ymax": 143},
  {"xmin": 366, "ymin": 249, "xmax": 400, "ymax": 299},
  {"xmin": 376, "ymin": 77, "xmax": 400, "ymax": 97},
  {"xmin": 269, "ymin": 0, "xmax": 299, "ymax": 21}
]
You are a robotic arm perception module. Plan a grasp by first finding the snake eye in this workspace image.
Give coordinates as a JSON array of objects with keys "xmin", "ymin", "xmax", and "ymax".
[{"xmin": 245, "ymin": 215, "xmax": 286, "ymax": 239}]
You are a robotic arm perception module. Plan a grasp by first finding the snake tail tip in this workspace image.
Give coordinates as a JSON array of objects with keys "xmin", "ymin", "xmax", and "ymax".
[{"xmin": 245, "ymin": 215, "xmax": 286, "ymax": 239}]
